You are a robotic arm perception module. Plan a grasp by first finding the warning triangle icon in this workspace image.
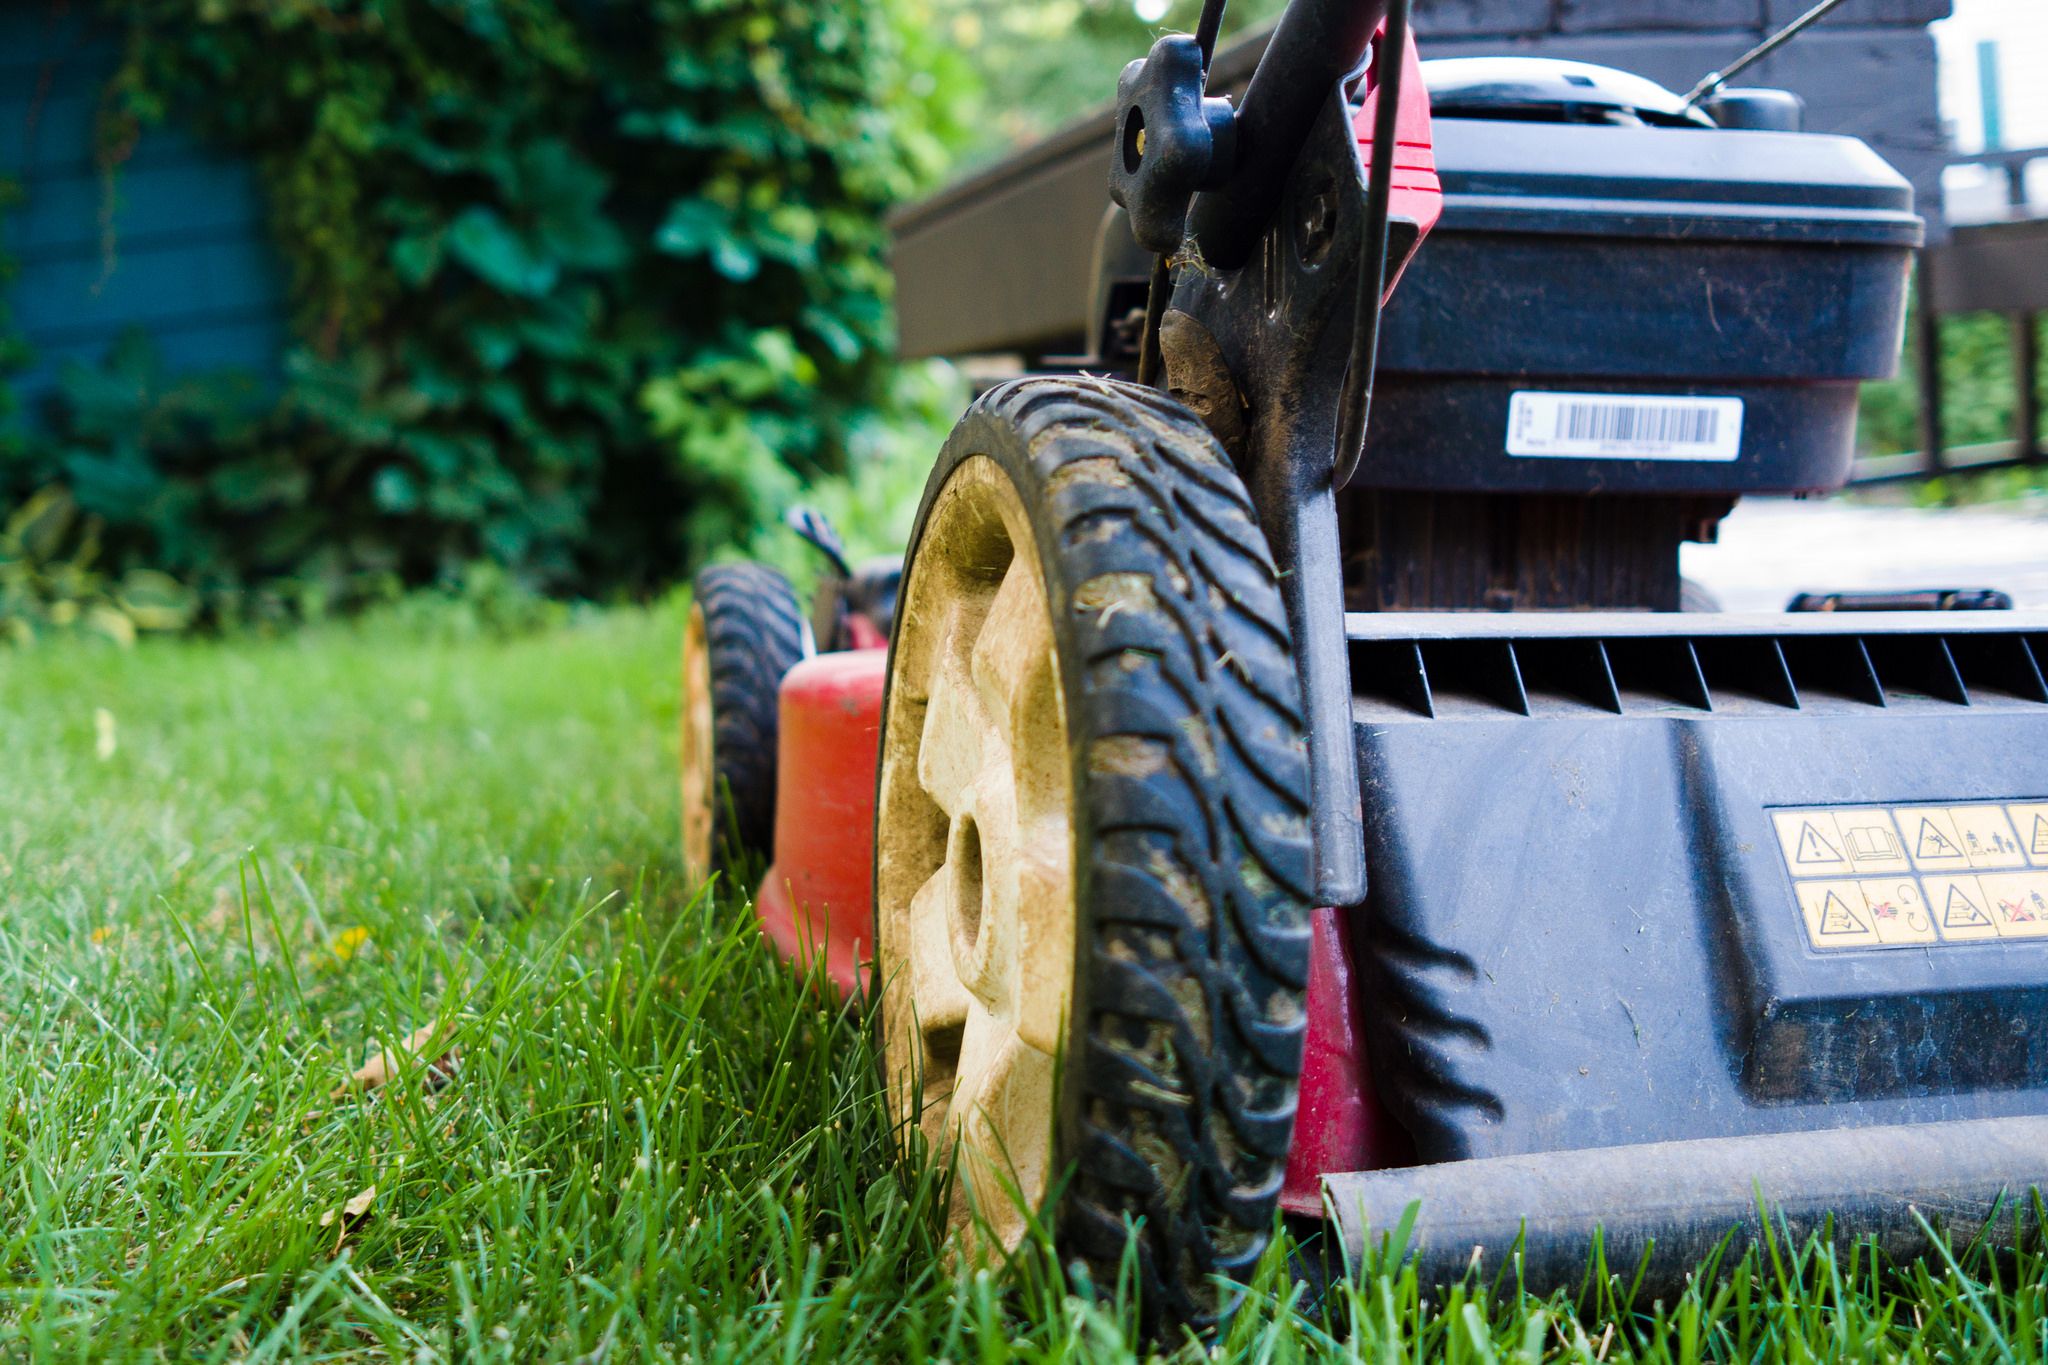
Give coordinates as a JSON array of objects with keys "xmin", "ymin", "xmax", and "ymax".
[
  {"xmin": 1793, "ymin": 821, "xmax": 1844, "ymax": 866},
  {"xmin": 1916, "ymin": 818, "xmax": 1963, "ymax": 861},
  {"xmin": 1817, "ymin": 891, "xmax": 1869, "ymax": 936},
  {"xmin": 1943, "ymin": 883, "xmax": 1992, "ymax": 929},
  {"xmin": 2032, "ymin": 814, "xmax": 2048, "ymax": 858}
]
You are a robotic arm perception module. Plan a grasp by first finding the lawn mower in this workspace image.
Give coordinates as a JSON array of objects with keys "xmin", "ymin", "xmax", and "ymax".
[{"xmin": 680, "ymin": 0, "xmax": 2048, "ymax": 1333}]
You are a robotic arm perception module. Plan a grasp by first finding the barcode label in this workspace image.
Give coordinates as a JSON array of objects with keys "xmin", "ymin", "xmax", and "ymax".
[{"xmin": 1506, "ymin": 391, "xmax": 1743, "ymax": 461}]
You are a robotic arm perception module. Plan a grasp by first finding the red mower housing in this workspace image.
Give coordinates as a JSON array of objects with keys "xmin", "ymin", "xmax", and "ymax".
[{"xmin": 753, "ymin": 650, "xmax": 886, "ymax": 997}]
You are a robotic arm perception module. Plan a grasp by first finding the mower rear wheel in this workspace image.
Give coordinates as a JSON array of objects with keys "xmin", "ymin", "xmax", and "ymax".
[
  {"xmin": 681, "ymin": 562, "xmax": 806, "ymax": 875},
  {"xmin": 874, "ymin": 377, "xmax": 1313, "ymax": 1331}
]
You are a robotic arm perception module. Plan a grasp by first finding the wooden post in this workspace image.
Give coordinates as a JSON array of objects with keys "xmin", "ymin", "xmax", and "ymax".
[
  {"xmin": 2017, "ymin": 311, "xmax": 2042, "ymax": 464},
  {"xmin": 1914, "ymin": 254, "xmax": 1946, "ymax": 474}
]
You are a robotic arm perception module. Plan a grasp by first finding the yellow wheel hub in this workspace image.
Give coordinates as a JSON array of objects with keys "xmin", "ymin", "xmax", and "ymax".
[
  {"xmin": 876, "ymin": 455, "xmax": 1077, "ymax": 1250},
  {"xmin": 679, "ymin": 601, "xmax": 715, "ymax": 874}
]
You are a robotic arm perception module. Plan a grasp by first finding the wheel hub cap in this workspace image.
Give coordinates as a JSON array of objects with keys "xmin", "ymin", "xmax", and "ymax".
[{"xmin": 877, "ymin": 456, "xmax": 1076, "ymax": 1250}]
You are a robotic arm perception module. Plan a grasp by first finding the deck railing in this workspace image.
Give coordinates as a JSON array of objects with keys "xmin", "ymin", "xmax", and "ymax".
[{"xmin": 1882, "ymin": 146, "xmax": 2048, "ymax": 482}]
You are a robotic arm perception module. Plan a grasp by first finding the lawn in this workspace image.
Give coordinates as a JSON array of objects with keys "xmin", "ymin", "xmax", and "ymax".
[{"xmin": 1, "ymin": 604, "xmax": 2042, "ymax": 1361}]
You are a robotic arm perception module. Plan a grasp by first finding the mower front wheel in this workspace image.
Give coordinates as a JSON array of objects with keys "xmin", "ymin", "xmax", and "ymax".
[
  {"xmin": 874, "ymin": 377, "xmax": 1314, "ymax": 1331},
  {"xmin": 680, "ymin": 562, "xmax": 806, "ymax": 875}
]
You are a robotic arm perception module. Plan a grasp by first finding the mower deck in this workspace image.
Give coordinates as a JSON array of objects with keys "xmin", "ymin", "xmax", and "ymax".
[
  {"xmin": 1289, "ymin": 609, "xmax": 2048, "ymax": 1270},
  {"xmin": 1336, "ymin": 608, "xmax": 2048, "ymax": 1142}
]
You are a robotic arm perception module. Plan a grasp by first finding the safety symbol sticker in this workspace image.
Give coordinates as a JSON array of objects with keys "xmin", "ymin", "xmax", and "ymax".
[
  {"xmin": 1896, "ymin": 807, "xmax": 1971, "ymax": 869},
  {"xmin": 1794, "ymin": 879, "xmax": 1935, "ymax": 950},
  {"xmin": 1854, "ymin": 878, "xmax": 1935, "ymax": 946},
  {"xmin": 1774, "ymin": 811, "xmax": 1855, "ymax": 876},
  {"xmin": 1796, "ymin": 881, "xmax": 1877, "ymax": 949},
  {"xmin": 1926, "ymin": 876, "xmax": 1999, "ymax": 942},
  {"xmin": 1943, "ymin": 882, "xmax": 1991, "ymax": 928},
  {"xmin": 1919, "ymin": 819, "xmax": 1962, "ymax": 861},
  {"xmin": 1772, "ymin": 801, "xmax": 2048, "ymax": 951},
  {"xmin": 1980, "ymin": 874, "xmax": 2048, "ymax": 939},
  {"xmin": 1832, "ymin": 810, "xmax": 1910, "ymax": 874},
  {"xmin": 2008, "ymin": 802, "xmax": 2048, "ymax": 868},
  {"xmin": 1818, "ymin": 889, "xmax": 1866, "ymax": 935},
  {"xmin": 1950, "ymin": 806, "xmax": 2026, "ymax": 870},
  {"xmin": 1797, "ymin": 823, "xmax": 1843, "ymax": 866}
]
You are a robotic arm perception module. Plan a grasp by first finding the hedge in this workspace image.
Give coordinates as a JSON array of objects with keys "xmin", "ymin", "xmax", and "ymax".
[{"xmin": 0, "ymin": 0, "xmax": 967, "ymax": 630}]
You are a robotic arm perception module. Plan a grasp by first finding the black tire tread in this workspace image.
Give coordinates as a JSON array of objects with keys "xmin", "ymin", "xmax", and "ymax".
[
  {"xmin": 692, "ymin": 562, "xmax": 805, "ymax": 868},
  {"xmin": 924, "ymin": 376, "xmax": 1314, "ymax": 1332}
]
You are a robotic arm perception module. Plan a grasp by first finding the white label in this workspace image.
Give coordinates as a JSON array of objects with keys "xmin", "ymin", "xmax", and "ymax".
[{"xmin": 1506, "ymin": 391, "xmax": 1743, "ymax": 461}]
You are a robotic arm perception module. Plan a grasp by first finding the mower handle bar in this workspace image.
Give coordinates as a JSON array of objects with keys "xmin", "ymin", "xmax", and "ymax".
[{"xmin": 1185, "ymin": 0, "xmax": 1392, "ymax": 271}]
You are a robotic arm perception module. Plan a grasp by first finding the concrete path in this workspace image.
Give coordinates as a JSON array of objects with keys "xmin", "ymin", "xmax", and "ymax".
[{"xmin": 1682, "ymin": 497, "xmax": 2048, "ymax": 612}]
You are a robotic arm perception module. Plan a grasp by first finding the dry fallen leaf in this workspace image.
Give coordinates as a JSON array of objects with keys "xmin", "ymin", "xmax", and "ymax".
[
  {"xmin": 318, "ymin": 1183, "xmax": 378, "ymax": 1248},
  {"xmin": 330, "ymin": 1023, "xmax": 458, "ymax": 1100}
]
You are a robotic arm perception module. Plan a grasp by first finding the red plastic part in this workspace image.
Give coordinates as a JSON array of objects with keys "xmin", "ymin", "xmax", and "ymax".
[
  {"xmin": 753, "ymin": 649, "xmax": 887, "ymax": 997},
  {"xmin": 1351, "ymin": 24, "xmax": 1443, "ymax": 302},
  {"xmin": 1280, "ymin": 906, "xmax": 1415, "ymax": 1216},
  {"xmin": 845, "ymin": 614, "xmax": 890, "ymax": 651}
]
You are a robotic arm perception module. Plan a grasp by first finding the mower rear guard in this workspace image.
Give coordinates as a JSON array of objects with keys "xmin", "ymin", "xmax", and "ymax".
[{"xmin": 1327, "ymin": 1114, "xmax": 2048, "ymax": 1295}]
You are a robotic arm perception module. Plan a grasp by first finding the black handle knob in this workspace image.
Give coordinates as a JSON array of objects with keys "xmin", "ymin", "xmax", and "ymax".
[{"xmin": 1108, "ymin": 34, "xmax": 1238, "ymax": 255}]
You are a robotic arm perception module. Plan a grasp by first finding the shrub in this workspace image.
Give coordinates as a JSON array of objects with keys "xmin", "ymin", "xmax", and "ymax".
[{"xmin": 1, "ymin": 0, "xmax": 967, "ymax": 610}]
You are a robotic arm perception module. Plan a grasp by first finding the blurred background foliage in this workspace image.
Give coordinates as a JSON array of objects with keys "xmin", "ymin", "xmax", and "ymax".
[
  {"xmin": 930, "ymin": 0, "xmax": 1281, "ymax": 161},
  {"xmin": 0, "ymin": 0, "xmax": 983, "ymax": 636},
  {"xmin": 0, "ymin": 0, "xmax": 2033, "ymax": 642},
  {"xmin": 1861, "ymin": 309, "xmax": 2047, "ymax": 462}
]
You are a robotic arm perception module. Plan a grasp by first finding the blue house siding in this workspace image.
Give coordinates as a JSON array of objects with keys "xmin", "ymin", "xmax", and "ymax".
[{"xmin": 1, "ymin": 3, "xmax": 289, "ymax": 414}]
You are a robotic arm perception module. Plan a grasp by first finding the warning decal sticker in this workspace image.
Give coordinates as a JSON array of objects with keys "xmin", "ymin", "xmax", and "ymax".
[
  {"xmin": 1926, "ymin": 876, "xmax": 2000, "ymax": 942},
  {"xmin": 1906, "ymin": 812, "xmax": 1967, "ymax": 868},
  {"xmin": 2007, "ymin": 802, "xmax": 2048, "ymax": 868},
  {"xmin": 1981, "ymin": 874, "xmax": 2048, "ymax": 938},
  {"xmin": 1772, "ymin": 801, "xmax": 2048, "ymax": 951},
  {"xmin": 1793, "ymin": 879, "xmax": 1935, "ymax": 949},
  {"xmin": 1834, "ymin": 811, "xmax": 1910, "ymax": 873}
]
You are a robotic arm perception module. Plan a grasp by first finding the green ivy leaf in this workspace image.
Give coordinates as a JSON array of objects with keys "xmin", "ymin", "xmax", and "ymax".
[
  {"xmin": 652, "ymin": 199, "xmax": 729, "ymax": 257},
  {"xmin": 373, "ymin": 466, "xmax": 421, "ymax": 514},
  {"xmin": 391, "ymin": 231, "xmax": 446, "ymax": 287},
  {"xmin": 446, "ymin": 208, "xmax": 559, "ymax": 297}
]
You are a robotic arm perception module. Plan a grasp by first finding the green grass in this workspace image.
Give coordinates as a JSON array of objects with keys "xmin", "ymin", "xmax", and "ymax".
[{"xmin": 2, "ymin": 604, "xmax": 2044, "ymax": 1360}]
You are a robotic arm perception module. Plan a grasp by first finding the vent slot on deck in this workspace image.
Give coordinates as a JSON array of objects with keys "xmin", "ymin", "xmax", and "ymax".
[
  {"xmin": 1779, "ymin": 634, "xmax": 1884, "ymax": 706},
  {"xmin": 1417, "ymin": 639, "xmax": 1528, "ymax": 715},
  {"xmin": 1692, "ymin": 635, "xmax": 1799, "ymax": 709},
  {"xmin": 1946, "ymin": 632, "xmax": 2048, "ymax": 703},
  {"xmin": 1509, "ymin": 638, "xmax": 1621, "ymax": 713},
  {"xmin": 1863, "ymin": 633, "xmax": 1969, "ymax": 704},
  {"xmin": 1352, "ymin": 638, "xmax": 1434, "ymax": 717},
  {"xmin": 1604, "ymin": 637, "xmax": 1710, "ymax": 711}
]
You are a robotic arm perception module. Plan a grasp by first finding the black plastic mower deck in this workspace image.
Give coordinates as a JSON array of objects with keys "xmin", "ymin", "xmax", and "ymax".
[{"xmin": 1343, "ymin": 609, "xmax": 2048, "ymax": 1164}]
